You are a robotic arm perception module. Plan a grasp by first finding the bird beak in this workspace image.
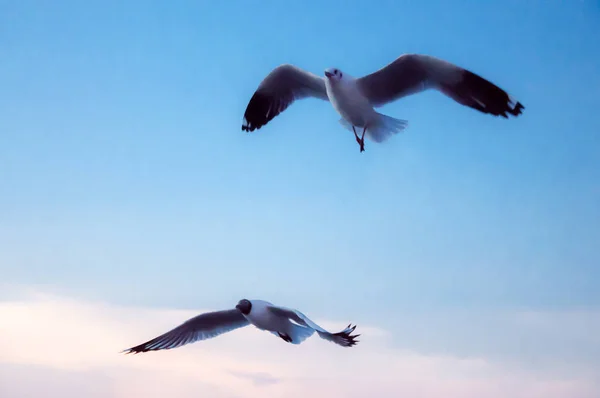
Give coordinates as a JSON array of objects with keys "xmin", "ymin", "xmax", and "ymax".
[{"xmin": 324, "ymin": 71, "xmax": 333, "ymax": 78}]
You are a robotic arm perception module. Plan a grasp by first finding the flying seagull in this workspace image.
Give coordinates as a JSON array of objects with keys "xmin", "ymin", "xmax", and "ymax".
[
  {"xmin": 241, "ymin": 53, "xmax": 524, "ymax": 152},
  {"xmin": 122, "ymin": 299, "xmax": 359, "ymax": 354}
]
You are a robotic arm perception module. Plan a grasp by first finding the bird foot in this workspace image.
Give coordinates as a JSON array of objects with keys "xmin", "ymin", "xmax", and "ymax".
[{"xmin": 359, "ymin": 140, "xmax": 365, "ymax": 153}]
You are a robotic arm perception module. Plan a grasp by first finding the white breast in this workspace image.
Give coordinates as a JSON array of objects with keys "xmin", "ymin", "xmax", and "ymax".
[
  {"xmin": 246, "ymin": 300, "xmax": 277, "ymax": 331},
  {"xmin": 326, "ymin": 78, "xmax": 375, "ymax": 127}
]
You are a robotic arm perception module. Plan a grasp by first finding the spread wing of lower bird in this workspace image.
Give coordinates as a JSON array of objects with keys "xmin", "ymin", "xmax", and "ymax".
[
  {"xmin": 242, "ymin": 64, "xmax": 329, "ymax": 132},
  {"xmin": 267, "ymin": 305, "xmax": 359, "ymax": 347},
  {"xmin": 356, "ymin": 53, "xmax": 524, "ymax": 118},
  {"xmin": 122, "ymin": 309, "xmax": 249, "ymax": 354}
]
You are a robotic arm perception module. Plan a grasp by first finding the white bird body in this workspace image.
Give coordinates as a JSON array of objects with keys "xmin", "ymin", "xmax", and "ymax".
[
  {"xmin": 324, "ymin": 72, "xmax": 375, "ymax": 128},
  {"xmin": 241, "ymin": 299, "xmax": 272, "ymax": 328},
  {"xmin": 241, "ymin": 299, "xmax": 318, "ymax": 344},
  {"xmin": 122, "ymin": 298, "xmax": 359, "ymax": 354},
  {"xmin": 323, "ymin": 68, "xmax": 409, "ymax": 148},
  {"xmin": 242, "ymin": 299, "xmax": 285, "ymax": 332}
]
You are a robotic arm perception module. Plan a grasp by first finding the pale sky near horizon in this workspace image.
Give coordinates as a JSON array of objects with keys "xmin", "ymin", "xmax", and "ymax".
[{"xmin": 1, "ymin": 1, "xmax": 600, "ymax": 397}]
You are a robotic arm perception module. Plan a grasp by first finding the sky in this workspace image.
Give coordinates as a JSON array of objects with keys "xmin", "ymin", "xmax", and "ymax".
[{"xmin": 1, "ymin": 0, "xmax": 599, "ymax": 397}]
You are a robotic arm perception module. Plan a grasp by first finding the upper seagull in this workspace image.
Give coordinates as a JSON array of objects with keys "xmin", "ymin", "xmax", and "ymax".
[
  {"xmin": 122, "ymin": 298, "xmax": 359, "ymax": 354},
  {"xmin": 241, "ymin": 53, "xmax": 525, "ymax": 152}
]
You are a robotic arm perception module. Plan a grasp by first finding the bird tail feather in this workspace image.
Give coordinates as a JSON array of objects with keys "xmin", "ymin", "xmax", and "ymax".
[
  {"xmin": 338, "ymin": 113, "xmax": 408, "ymax": 144},
  {"xmin": 367, "ymin": 112, "xmax": 408, "ymax": 143}
]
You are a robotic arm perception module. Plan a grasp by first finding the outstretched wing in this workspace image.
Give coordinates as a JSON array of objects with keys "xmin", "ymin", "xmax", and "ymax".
[
  {"xmin": 122, "ymin": 309, "xmax": 249, "ymax": 354},
  {"xmin": 242, "ymin": 64, "xmax": 329, "ymax": 132},
  {"xmin": 356, "ymin": 53, "xmax": 524, "ymax": 118},
  {"xmin": 267, "ymin": 306, "xmax": 359, "ymax": 348}
]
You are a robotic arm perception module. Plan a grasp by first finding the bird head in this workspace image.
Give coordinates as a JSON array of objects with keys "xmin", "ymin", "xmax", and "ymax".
[
  {"xmin": 324, "ymin": 67, "xmax": 344, "ymax": 82},
  {"xmin": 235, "ymin": 299, "xmax": 252, "ymax": 315}
]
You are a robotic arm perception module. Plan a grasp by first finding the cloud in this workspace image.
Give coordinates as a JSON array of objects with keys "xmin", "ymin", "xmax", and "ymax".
[
  {"xmin": 0, "ymin": 289, "xmax": 599, "ymax": 398},
  {"xmin": 227, "ymin": 370, "xmax": 281, "ymax": 386},
  {"xmin": 0, "ymin": 362, "xmax": 114, "ymax": 398}
]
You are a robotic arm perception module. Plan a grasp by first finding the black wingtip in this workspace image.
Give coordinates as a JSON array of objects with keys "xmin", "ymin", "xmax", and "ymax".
[
  {"xmin": 459, "ymin": 70, "xmax": 525, "ymax": 119},
  {"xmin": 241, "ymin": 92, "xmax": 273, "ymax": 133},
  {"xmin": 120, "ymin": 342, "xmax": 161, "ymax": 355},
  {"xmin": 334, "ymin": 324, "xmax": 360, "ymax": 347},
  {"xmin": 241, "ymin": 90, "xmax": 293, "ymax": 133},
  {"xmin": 241, "ymin": 117, "xmax": 257, "ymax": 132},
  {"xmin": 121, "ymin": 347, "xmax": 142, "ymax": 355},
  {"xmin": 509, "ymin": 101, "xmax": 525, "ymax": 116}
]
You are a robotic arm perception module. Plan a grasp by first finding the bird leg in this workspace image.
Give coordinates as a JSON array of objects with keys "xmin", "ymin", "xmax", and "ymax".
[
  {"xmin": 359, "ymin": 127, "xmax": 367, "ymax": 152},
  {"xmin": 352, "ymin": 126, "xmax": 366, "ymax": 153},
  {"xmin": 352, "ymin": 126, "xmax": 361, "ymax": 144}
]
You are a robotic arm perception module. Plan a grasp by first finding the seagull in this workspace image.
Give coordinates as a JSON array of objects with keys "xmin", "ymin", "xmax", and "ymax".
[
  {"xmin": 122, "ymin": 299, "xmax": 359, "ymax": 354},
  {"xmin": 241, "ymin": 53, "xmax": 525, "ymax": 152}
]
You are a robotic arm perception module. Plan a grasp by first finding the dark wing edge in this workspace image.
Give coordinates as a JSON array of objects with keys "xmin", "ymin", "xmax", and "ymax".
[
  {"xmin": 357, "ymin": 53, "xmax": 525, "ymax": 118},
  {"xmin": 121, "ymin": 309, "xmax": 249, "ymax": 354},
  {"xmin": 267, "ymin": 306, "xmax": 360, "ymax": 348},
  {"xmin": 319, "ymin": 323, "xmax": 360, "ymax": 348},
  {"xmin": 437, "ymin": 68, "xmax": 525, "ymax": 118},
  {"xmin": 241, "ymin": 64, "xmax": 328, "ymax": 132}
]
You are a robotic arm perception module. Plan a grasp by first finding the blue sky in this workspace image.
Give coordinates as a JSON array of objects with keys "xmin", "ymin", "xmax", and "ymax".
[{"xmin": 1, "ymin": 0, "xmax": 599, "ymax": 351}]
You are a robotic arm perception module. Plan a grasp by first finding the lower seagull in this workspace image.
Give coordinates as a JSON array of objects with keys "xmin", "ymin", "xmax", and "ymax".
[{"xmin": 122, "ymin": 298, "xmax": 359, "ymax": 353}]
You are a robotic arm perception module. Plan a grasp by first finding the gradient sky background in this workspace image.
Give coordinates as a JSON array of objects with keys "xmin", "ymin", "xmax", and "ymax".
[{"xmin": 1, "ymin": 1, "xmax": 600, "ymax": 397}]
